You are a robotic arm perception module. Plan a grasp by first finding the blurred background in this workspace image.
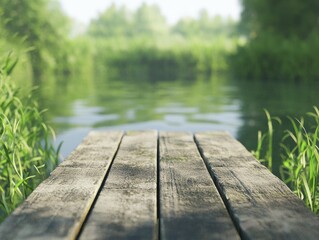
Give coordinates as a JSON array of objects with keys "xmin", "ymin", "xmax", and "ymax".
[{"xmin": 1, "ymin": 0, "xmax": 319, "ymax": 176}]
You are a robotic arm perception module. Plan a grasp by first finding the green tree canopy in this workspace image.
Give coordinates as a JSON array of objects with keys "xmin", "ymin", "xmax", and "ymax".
[
  {"xmin": 88, "ymin": 4, "xmax": 132, "ymax": 38},
  {"xmin": 240, "ymin": 0, "xmax": 319, "ymax": 38},
  {"xmin": 232, "ymin": 0, "xmax": 319, "ymax": 81},
  {"xmin": 0, "ymin": 0, "xmax": 71, "ymax": 83},
  {"xmin": 133, "ymin": 3, "xmax": 168, "ymax": 37},
  {"xmin": 88, "ymin": 3, "xmax": 168, "ymax": 39},
  {"xmin": 172, "ymin": 11, "xmax": 235, "ymax": 39}
]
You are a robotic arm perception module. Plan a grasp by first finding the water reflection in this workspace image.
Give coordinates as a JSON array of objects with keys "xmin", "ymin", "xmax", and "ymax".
[
  {"xmin": 42, "ymin": 71, "xmax": 319, "ymax": 177},
  {"xmin": 234, "ymin": 79, "xmax": 319, "ymax": 176},
  {"xmin": 50, "ymin": 74, "xmax": 242, "ymax": 159}
]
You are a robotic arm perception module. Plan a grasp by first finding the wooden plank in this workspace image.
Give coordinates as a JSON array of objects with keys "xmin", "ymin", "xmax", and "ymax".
[
  {"xmin": 0, "ymin": 131, "xmax": 123, "ymax": 240},
  {"xmin": 159, "ymin": 132, "xmax": 239, "ymax": 240},
  {"xmin": 79, "ymin": 131, "xmax": 158, "ymax": 240},
  {"xmin": 195, "ymin": 132, "xmax": 319, "ymax": 240}
]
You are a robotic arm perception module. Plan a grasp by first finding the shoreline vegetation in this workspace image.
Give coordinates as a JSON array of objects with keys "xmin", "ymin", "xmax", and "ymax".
[
  {"xmin": 0, "ymin": 54, "xmax": 60, "ymax": 221},
  {"xmin": 230, "ymin": 0, "xmax": 319, "ymax": 82},
  {"xmin": 253, "ymin": 109, "xmax": 319, "ymax": 214},
  {"xmin": 0, "ymin": 0, "xmax": 319, "ymax": 221}
]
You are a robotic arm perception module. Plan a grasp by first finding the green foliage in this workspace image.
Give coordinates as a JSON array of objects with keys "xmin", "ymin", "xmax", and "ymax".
[
  {"xmin": 280, "ymin": 110, "xmax": 319, "ymax": 213},
  {"xmin": 88, "ymin": 3, "xmax": 169, "ymax": 39},
  {"xmin": 172, "ymin": 12, "xmax": 236, "ymax": 39},
  {"xmin": 0, "ymin": 0, "xmax": 74, "ymax": 83},
  {"xmin": 93, "ymin": 38, "xmax": 232, "ymax": 81},
  {"xmin": 233, "ymin": 0, "xmax": 319, "ymax": 81},
  {"xmin": 0, "ymin": 52, "xmax": 18, "ymax": 76},
  {"xmin": 241, "ymin": 0, "xmax": 319, "ymax": 38},
  {"xmin": 88, "ymin": 4, "xmax": 132, "ymax": 39},
  {"xmin": 231, "ymin": 33, "xmax": 319, "ymax": 81},
  {"xmin": 252, "ymin": 110, "xmax": 281, "ymax": 171},
  {"xmin": 134, "ymin": 3, "xmax": 168, "ymax": 37},
  {"xmin": 254, "ymin": 109, "xmax": 319, "ymax": 214},
  {"xmin": 87, "ymin": 4, "xmax": 237, "ymax": 80},
  {"xmin": 0, "ymin": 54, "xmax": 59, "ymax": 222},
  {"xmin": 88, "ymin": 3, "xmax": 236, "ymax": 41}
]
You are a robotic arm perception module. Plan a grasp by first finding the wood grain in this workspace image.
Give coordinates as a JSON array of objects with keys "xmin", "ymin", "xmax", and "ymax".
[
  {"xmin": 159, "ymin": 132, "xmax": 239, "ymax": 240},
  {"xmin": 2, "ymin": 130, "xmax": 317, "ymax": 240},
  {"xmin": 0, "ymin": 131, "xmax": 123, "ymax": 240},
  {"xmin": 195, "ymin": 132, "xmax": 319, "ymax": 240},
  {"xmin": 79, "ymin": 131, "xmax": 158, "ymax": 240}
]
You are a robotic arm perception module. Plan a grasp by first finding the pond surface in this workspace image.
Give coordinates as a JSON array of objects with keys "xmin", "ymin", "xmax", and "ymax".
[{"xmin": 44, "ymin": 72, "xmax": 319, "ymax": 176}]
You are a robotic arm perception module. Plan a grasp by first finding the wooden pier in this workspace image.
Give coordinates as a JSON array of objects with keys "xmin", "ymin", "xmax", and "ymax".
[{"xmin": 0, "ymin": 131, "xmax": 318, "ymax": 239}]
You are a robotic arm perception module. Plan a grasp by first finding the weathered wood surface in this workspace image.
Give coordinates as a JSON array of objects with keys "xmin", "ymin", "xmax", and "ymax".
[
  {"xmin": 159, "ymin": 132, "xmax": 239, "ymax": 240},
  {"xmin": 0, "ymin": 131, "xmax": 123, "ymax": 240},
  {"xmin": 195, "ymin": 132, "xmax": 319, "ymax": 240},
  {"xmin": 79, "ymin": 131, "xmax": 158, "ymax": 240},
  {"xmin": 1, "ymin": 130, "xmax": 319, "ymax": 240}
]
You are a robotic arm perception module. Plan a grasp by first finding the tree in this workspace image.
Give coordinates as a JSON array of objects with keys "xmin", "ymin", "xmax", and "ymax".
[
  {"xmin": 231, "ymin": 0, "xmax": 319, "ymax": 81},
  {"xmin": 172, "ymin": 17, "xmax": 198, "ymax": 38},
  {"xmin": 133, "ymin": 3, "xmax": 168, "ymax": 37},
  {"xmin": 88, "ymin": 4, "xmax": 132, "ymax": 38},
  {"xmin": 0, "ymin": 0, "xmax": 71, "ymax": 83},
  {"xmin": 240, "ymin": 0, "xmax": 319, "ymax": 38},
  {"xmin": 88, "ymin": 3, "xmax": 169, "ymax": 39},
  {"xmin": 172, "ymin": 10, "xmax": 236, "ymax": 39}
]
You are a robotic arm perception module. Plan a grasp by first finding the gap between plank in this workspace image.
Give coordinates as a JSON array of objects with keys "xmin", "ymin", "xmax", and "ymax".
[
  {"xmin": 193, "ymin": 134, "xmax": 244, "ymax": 240},
  {"xmin": 156, "ymin": 131, "xmax": 161, "ymax": 240},
  {"xmin": 75, "ymin": 132, "xmax": 125, "ymax": 239}
]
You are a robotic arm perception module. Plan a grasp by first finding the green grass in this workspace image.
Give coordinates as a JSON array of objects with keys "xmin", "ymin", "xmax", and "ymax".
[
  {"xmin": 252, "ymin": 110, "xmax": 281, "ymax": 171},
  {"xmin": 0, "ymin": 53, "xmax": 60, "ymax": 222},
  {"xmin": 254, "ymin": 108, "xmax": 319, "ymax": 214}
]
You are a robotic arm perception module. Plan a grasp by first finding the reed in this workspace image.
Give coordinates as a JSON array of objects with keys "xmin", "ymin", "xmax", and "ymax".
[
  {"xmin": 252, "ymin": 110, "xmax": 281, "ymax": 171},
  {"xmin": 254, "ymin": 108, "xmax": 319, "ymax": 214},
  {"xmin": 0, "ymin": 53, "xmax": 60, "ymax": 222}
]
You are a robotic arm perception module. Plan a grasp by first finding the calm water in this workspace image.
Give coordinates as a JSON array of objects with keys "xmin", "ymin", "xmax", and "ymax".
[{"xmin": 43, "ymin": 72, "xmax": 319, "ymax": 176}]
